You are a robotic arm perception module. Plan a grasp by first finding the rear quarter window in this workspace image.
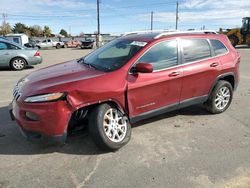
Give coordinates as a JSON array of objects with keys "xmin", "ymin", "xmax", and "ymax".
[
  {"xmin": 210, "ymin": 39, "xmax": 228, "ymax": 56},
  {"xmin": 181, "ymin": 39, "xmax": 211, "ymax": 63}
]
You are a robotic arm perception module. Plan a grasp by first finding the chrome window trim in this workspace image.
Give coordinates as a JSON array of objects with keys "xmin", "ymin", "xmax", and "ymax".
[
  {"xmin": 128, "ymin": 39, "xmax": 179, "ymax": 74},
  {"xmin": 129, "ymin": 38, "xmax": 230, "ymax": 74}
]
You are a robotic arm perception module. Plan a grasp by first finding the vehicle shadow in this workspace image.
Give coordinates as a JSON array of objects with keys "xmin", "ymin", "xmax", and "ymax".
[
  {"xmin": 0, "ymin": 104, "xmax": 210, "ymax": 156},
  {"xmin": 70, "ymin": 48, "xmax": 93, "ymax": 51},
  {"xmin": 0, "ymin": 66, "xmax": 34, "ymax": 71},
  {"xmin": 0, "ymin": 105, "xmax": 104, "ymax": 156}
]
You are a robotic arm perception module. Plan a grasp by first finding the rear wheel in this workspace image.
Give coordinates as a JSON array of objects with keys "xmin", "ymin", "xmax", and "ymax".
[
  {"xmin": 228, "ymin": 34, "xmax": 239, "ymax": 47},
  {"xmin": 89, "ymin": 103, "xmax": 131, "ymax": 151},
  {"xmin": 10, "ymin": 57, "xmax": 26, "ymax": 70},
  {"xmin": 205, "ymin": 80, "xmax": 233, "ymax": 114}
]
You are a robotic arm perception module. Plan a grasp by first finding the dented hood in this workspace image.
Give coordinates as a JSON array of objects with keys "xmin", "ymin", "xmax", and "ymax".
[{"xmin": 19, "ymin": 60, "xmax": 106, "ymax": 96}]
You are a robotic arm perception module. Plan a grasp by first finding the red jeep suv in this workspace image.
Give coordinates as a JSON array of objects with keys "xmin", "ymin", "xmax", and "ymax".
[{"xmin": 9, "ymin": 31, "xmax": 240, "ymax": 150}]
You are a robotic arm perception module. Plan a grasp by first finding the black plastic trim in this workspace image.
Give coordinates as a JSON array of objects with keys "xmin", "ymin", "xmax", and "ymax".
[
  {"xmin": 130, "ymin": 95, "xmax": 208, "ymax": 124},
  {"xmin": 130, "ymin": 103, "xmax": 178, "ymax": 124},
  {"xmin": 208, "ymin": 72, "xmax": 236, "ymax": 97},
  {"xmin": 19, "ymin": 127, "xmax": 67, "ymax": 145}
]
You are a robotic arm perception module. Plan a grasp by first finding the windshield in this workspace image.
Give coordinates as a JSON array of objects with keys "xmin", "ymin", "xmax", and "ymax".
[{"xmin": 83, "ymin": 39, "xmax": 147, "ymax": 72}]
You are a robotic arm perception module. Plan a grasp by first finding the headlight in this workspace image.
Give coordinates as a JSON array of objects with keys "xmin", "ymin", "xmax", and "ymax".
[{"xmin": 24, "ymin": 93, "xmax": 65, "ymax": 103}]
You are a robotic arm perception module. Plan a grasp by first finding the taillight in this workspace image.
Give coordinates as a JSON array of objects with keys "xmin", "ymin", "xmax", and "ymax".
[{"xmin": 34, "ymin": 51, "xmax": 40, "ymax": 57}]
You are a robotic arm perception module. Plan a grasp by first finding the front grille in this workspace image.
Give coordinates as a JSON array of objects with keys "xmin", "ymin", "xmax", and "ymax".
[{"xmin": 13, "ymin": 84, "xmax": 21, "ymax": 101}]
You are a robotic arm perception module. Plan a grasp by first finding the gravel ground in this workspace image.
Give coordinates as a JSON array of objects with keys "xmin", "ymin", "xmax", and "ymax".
[{"xmin": 0, "ymin": 47, "xmax": 249, "ymax": 188}]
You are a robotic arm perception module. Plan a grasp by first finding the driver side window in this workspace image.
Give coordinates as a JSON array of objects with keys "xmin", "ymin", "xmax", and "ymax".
[{"xmin": 137, "ymin": 40, "xmax": 178, "ymax": 71}]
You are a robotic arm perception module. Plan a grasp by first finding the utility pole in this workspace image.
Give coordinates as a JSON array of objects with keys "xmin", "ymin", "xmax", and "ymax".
[
  {"xmin": 69, "ymin": 26, "xmax": 71, "ymax": 37},
  {"xmin": 175, "ymin": 2, "xmax": 179, "ymax": 30},
  {"xmin": 2, "ymin": 13, "xmax": 8, "ymax": 36},
  {"xmin": 97, "ymin": 0, "xmax": 100, "ymax": 48},
  {"xmin": 151, "ymin": 11, "xmax": 154, "ymax": 30},
  {"xmin": 2, "ymin": 13, "xmax": 7, "ymax": 24}
]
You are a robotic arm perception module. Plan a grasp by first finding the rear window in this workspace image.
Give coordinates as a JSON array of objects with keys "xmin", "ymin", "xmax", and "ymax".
[
  {"xmin": 210, "ymin": 39, "xmax": 228, "ymax": 56},
  {"xmin": 181, "ymin": 39, "xmax": 211, "ymax": 63}
]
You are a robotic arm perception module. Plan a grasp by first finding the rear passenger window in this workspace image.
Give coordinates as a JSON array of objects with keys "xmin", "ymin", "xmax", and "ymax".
[
  {"xmin": 137, "ymin": 40, "xmax": 178, "ymax": 71},
  {"xmin": 181, "ymin": 39, "xmax": 211, "ymax": 63},
  {"xmin": 210, "ymin": 39, "xmax": 228, "ymax": 56}
]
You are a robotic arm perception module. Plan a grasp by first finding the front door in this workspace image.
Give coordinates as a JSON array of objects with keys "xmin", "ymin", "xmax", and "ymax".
[
  {"xmin": 0, "ymin": 42, "xmax": 10, "ymax": 67},
  {"xmin": 127, "ymin": 40, "xmax": 183, "ymax": 118}
]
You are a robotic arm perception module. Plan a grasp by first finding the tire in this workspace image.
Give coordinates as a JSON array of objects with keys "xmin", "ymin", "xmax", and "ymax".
[
  {"xmin": 56, "ymin": 44, "xmax": 61, "ymax": 49},
  {"xmin": 205, "ymin": 80, "xmax": 233, "ymax": 114},
  {"xmin": 228, "ymin": 34, "xmax": 239, "ymax": 47},
  {"xmin": 89, "ymin": 103, "xmax": 131, "ymax": 151},
  {"xmin": 10, "ymin": 57, "xmax": 26, "ymax": 71}
]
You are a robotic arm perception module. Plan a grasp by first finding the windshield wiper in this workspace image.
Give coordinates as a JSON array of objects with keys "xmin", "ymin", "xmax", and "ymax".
[{"xmin": 77, "ymin": 58, "xmax": 98, "ymax": 70}]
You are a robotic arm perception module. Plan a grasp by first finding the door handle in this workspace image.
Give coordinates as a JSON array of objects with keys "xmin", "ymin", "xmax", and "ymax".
[
  {"xmin": 169, "ymin": 71, "xmax": 180, "ymax": 77},
  {"xmin": 210, "ymin": 62, "xmax": 219, "ymax": 67},
  {"xmin": 4, "ymin": 53, "xmax": 10, "ymax": 55}
]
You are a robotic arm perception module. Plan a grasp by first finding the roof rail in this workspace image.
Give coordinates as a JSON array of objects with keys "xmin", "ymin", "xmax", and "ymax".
[
  {"xmin": 123, "ymin": 29, "xmax": 175, "ymax": 36},
  {"xmin": 154, "ymin": 30, "xmax": 218, "ymax": 39}
]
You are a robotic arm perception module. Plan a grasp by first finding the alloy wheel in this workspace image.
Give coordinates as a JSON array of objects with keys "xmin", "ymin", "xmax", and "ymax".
[
  {"xmin": 13, "ymin": 59, "xmax": 25, "ymax": 70},
  {"xmin": 215, "ymin": 86, "xmax": 231, "ymax": 110},
  {"xmin": 103, "ymin": 108, "xmax": 127, "ymax": 143}
]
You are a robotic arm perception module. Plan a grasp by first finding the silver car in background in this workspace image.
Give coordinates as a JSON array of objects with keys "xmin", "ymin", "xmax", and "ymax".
[{"xmin": 0, "ymin": 38, "xmax": 42, "ymax": 70}]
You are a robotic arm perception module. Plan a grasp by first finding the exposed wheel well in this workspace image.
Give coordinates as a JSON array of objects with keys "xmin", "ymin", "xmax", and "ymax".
[
  {"xmin": 219, "ymin": 75, "xmax": 235, "ymax": 89},
  {"xmin": 67, "ymin": 101, "xmax": 126, "ymax": 133}
]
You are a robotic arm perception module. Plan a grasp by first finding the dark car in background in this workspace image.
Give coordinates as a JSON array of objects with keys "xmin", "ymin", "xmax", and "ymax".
[
  {"xmin": 24, "ymin": 39, "xmax": 40, "ymax": 48},
  {"xmin": 81, "ymin": 39, "xmax": 95, "ymax": 49}
]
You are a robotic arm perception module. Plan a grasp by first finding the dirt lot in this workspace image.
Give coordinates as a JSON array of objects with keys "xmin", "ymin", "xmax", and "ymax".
[{"xmin": 0, "ymin": 48, "xmax": 250, "ymax": 188}]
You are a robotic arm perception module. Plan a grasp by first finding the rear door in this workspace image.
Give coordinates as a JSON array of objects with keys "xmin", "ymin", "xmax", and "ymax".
[
  {"xmin": 179, "ymin": 38, "xmax": 222, "ymax": 102},
  {"xmin": 127, "ymin": 39, "xmax": 183, "ymax": 118}
]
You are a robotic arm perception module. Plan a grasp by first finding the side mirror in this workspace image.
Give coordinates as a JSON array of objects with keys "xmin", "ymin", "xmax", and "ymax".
[{"xmin": 133, "ymin": 63, "xmax": 153, "ymax": 73}]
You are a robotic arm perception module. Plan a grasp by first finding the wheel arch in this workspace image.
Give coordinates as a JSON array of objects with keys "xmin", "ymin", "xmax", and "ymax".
[
  {"xmin": 209, "ymin": 73, "xmax": 235, "ymax": 96},
  {"xmin": 9, "ymin": 56, "xmax": 28, "ymax": 66},
  {"xmin": 78, "ymin": 99, "xmax": 126, "ymax": 114},
  {"xmin": 66, "ymin": 99, "xmax": 128, "ymax": 132}
]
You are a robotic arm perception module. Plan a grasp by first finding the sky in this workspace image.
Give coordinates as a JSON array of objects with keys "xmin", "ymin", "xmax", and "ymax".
[{"xmin": 0, "ymin": 0, "xmax": 250, "ymax": 35}]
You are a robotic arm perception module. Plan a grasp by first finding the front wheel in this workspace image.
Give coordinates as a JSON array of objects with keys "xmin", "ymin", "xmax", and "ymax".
[
  {"xmin": 89, "ymin": 103, "xmax": 131, "ymax": 151},
  {"xmin": 205, "ymin": 80, "xmax": 233, "ymax": 114},
  {"xmin": 56, "ymin": 44, "xmax": 61, "ymax": 49}
]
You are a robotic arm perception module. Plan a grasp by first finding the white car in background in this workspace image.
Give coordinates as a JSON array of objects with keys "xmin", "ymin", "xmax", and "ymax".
[{"xmin": 36, "ymin": 39, "xmax": 64, "ymax": 49}]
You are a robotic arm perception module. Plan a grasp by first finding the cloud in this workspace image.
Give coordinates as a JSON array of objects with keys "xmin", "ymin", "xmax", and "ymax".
[
  {"xmin": 181, "ymin": 0, "xmax": 250, "ymax": 9},
  {"xmin": 0, "ymin": 0, "xmax": 96, "ymax": 14},
  {"xmin": 33, "ymin": 0, "xmax": 96, "ymax": 9},
  {"xmin": 137, "ymin": 0, "xmax": 250, "ymax": 28}
]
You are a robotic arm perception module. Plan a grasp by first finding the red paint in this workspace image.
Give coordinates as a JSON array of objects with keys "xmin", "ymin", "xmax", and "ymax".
[
  {"xmin": 11, "ymin": 33, "xmax": 240, "ymax": 137},
  {"xmin": 65, "ymin": 40, "xmax": 81, "ymax": 48},
  {"xmin": 34, "ymin": 51, "xmax": 40, "ymax": 57},
  {"xmin": 135, "ymin": 63, "xmax": 153, "ymax": 73}
]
